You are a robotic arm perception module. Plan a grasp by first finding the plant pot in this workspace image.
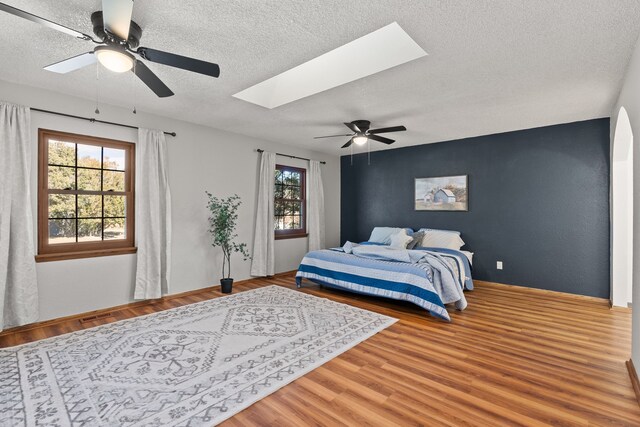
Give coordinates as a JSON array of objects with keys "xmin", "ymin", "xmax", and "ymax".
[{"xmin": 220, "ymin": 278, "xmax": 234, "ymax": 294}]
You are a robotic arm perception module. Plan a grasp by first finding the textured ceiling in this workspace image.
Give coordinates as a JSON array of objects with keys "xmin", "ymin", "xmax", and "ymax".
[{"xmin": 0, "ymin": 0, "xmax": 639, "ymax": 154}]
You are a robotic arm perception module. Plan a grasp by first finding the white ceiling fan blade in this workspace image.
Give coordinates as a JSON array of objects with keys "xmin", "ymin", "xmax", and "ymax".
[
  {"xmin": 102, "ymin": 0, "xmax": 134, "ymax": 40},
  {"xmin": 44, "ymin": 52, "xmax": 96, "ymax": 73},
  {"xmin": 0, "ymin": 2, "xmax": 94, "ymax": 41}
]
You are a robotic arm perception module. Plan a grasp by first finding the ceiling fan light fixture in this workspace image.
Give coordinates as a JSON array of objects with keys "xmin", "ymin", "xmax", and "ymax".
[
  {"xmin": 353, "ymin": 136, "xmax": 368, "ymax": 146},
  {"xmin": 94, "ymin": 46, "xmax": 134, "ymax": 73}
]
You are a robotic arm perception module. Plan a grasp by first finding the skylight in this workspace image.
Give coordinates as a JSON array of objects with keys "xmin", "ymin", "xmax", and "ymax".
[{"xmin": 232, "ymin": 22, "xmax": 427, "ymax": 109}]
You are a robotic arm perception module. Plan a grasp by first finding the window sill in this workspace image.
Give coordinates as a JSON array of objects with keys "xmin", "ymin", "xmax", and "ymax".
[
  {"xmin": 275, "ymin": 233, "xmax": 308, "ymax": 241},
  {"xmin": 35, "ymin": 247, "xmax": 137, "ymax": 263}
]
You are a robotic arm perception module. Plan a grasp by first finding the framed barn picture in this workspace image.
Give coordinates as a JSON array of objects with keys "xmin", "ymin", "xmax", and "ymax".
[{"xmin": 415, "ymin": 175, "xmax": 468, "ymax": 211}]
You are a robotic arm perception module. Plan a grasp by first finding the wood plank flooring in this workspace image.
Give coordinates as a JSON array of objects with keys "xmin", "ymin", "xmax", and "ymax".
[{"xmin": 1, "ymin": 274, "xmax": 638, "ymax": 426}]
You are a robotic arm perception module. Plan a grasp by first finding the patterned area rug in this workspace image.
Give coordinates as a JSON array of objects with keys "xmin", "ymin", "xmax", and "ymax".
[{"xmin": 0, "ymin": 285, "xmax": 396, "ymax": 426}]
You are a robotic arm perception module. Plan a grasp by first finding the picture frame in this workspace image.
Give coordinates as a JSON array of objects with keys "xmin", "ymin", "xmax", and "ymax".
[{"xmin": 415, "ymin": 175, "xmax": 468, "ymax": 211}]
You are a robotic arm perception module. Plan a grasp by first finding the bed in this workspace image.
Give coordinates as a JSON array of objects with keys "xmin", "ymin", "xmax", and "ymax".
[{"xmin": 296, "ymin": 242, "xmax": 473, "ymax": 321}]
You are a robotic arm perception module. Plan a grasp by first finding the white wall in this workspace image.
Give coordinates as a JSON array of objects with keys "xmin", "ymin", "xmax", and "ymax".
[
  {"xmin": 0, "ymin": 79, "xmax": 340, "ymax": 322},
  {"xmin": 611, "ymin": 107, "xmax": 634, "ymax": 307},
  {"xmin": 612, "ymin": 34, "xmax": 640, "ymax": 370}
]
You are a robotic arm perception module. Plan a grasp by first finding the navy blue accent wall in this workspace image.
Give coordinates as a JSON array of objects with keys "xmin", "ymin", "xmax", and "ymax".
[{"xmin": 340, "ymin": 119, "xmax": 610, "ymax": 298}]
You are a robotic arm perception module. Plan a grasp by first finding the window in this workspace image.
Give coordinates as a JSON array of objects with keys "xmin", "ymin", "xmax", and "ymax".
[
  {"xmin": 274, "ymin": 165, "xmax": 306, "ymax": 239},
  {"xmin": 37, "ymin": 129, "xmax": 135, "ymax": 261}
]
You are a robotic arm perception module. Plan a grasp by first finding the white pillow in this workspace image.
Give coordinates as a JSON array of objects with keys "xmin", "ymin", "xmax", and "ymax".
[
  {"xmin": 342, "ymin": 241, "xmax": 358, "ymax": 253},
  {"xmin": 418, "ymin": 228, "xmax": 465, "ymax": 250},
  {"xmin": 368, "ymin": 227, "xmax": 404, "ymax": 244},
  {"xmin": 461, "ymin": 250, "xmax": 474, "ymax": 265},
  {"xmin": 389, "ymin": 230, "xmax": 413, "ymax": 249}
]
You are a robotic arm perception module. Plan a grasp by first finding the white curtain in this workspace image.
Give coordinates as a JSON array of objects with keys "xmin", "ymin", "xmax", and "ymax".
[
  {"xmin": 308, "ymin": 160, "xmax": 325, "ymax": 251},
  {"xmin": 134, "ymin": 128, "xmax": 171, "ymax": 299},
  {"xmin": 250, "ymin": 151, "xmax": 275, "ymax": 276},
  {"xmin": 0, "ymin": 103, "xmax": 38, "ymax": 330}
]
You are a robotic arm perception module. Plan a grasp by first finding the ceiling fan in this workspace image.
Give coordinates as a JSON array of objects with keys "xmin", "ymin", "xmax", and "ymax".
[
  {"xmin": 0, "ymin": 0, "xmax": 221, "ymax": 98},
  {"xmin": 314, "ymin": 120, "xmax": 407, "ymax": 148}
]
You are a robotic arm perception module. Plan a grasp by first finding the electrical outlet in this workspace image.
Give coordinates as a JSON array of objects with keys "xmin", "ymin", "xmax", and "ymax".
[{"xmin": 496, "ymin": 261, "xmax": 503, "ymax": 270}]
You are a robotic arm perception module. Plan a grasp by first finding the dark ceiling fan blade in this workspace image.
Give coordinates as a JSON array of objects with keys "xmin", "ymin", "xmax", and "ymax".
[
  {"xmin": 314, "ymin": 134, "xmax": 353, "ymax": 139},
  {"xmin": 368, "ymin": 134, "xmax": 395, "ymax": 145},
  {"xmin": 0, "ymin": 2, "xmax": 94, "ymax": 41},
  {"xmin": 102, "ymin": 0, "xmax": 133, "ymax": 41},
  {"xmin": 133, "ymin": 61, "xmax": 174, "ymax": 98},
  {"xmin": 369, "ymin": 125, "xmax": 407, "ymax": 134},
  {"xmin": 136, "ymin": 47, "xmax": 220, "ymax": 78},
  {"xmin": 341, "ymin": 139, "xmax": 354, "ymax": 148},
  {"xmin": 344, "ymin": 122, "xmax": 361, "ymax": 133},
  {"xmin": 44, "ymin": 52, "xmax": 96, "ymax": 73}
]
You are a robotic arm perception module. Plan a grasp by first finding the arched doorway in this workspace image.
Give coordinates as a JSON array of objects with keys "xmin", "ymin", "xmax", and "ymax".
[{"xmin": 612, "ymin": 107, "xmax": 634, "ymax": 307}]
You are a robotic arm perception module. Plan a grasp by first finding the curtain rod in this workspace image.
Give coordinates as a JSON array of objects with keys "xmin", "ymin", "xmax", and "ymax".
[
  {"xmin": 256, "ymin": 149, "xmax": 326, "ymax": 164},
  {"xmin": 30, "ymin": 107, "xmax": 177, "ymax": 137}
]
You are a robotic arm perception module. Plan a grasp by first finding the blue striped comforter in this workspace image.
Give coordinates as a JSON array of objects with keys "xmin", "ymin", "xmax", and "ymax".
[{"xmin": 296, "ymin": 246, "xmax": 470, "ymax": 321}]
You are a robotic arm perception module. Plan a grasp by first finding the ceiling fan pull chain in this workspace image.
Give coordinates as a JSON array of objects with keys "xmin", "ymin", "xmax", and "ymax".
[
  {"xmin": 94, "ymin": 62, "xmax": 101, "ymax": 115},
  {"xmin": 350, "ymin": 142, "xmax": 353, "ymax": 166},
  {"xmin": 367, "ymin": 139, "xmax": 371, "ymax": 166},
  {"xmin": 132, "ymin": 61, "xmax": 137, "ymax": 114}
]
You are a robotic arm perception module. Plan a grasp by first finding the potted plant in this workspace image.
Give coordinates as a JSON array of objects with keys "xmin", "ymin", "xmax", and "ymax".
[{"xmin": 205, "ymin": 192, "xmax": 251, "ymax": 293}]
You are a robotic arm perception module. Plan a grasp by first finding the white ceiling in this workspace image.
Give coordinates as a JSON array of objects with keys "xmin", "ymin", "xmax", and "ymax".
[{"xmin": 0, "ymin": 0, "xmax": 638, "ymax": 155}]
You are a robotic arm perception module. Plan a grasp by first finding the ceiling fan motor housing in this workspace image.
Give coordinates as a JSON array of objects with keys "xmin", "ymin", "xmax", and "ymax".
[
  {"xmin": 352, "ymin": 120, "xmax": 371, "ymax": 133},
  {"xmin": 91, "ymin": 11, "xmax": 142, "ymax": 48}
]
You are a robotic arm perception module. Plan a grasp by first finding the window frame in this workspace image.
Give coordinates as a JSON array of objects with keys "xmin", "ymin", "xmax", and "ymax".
[
  {"xmin": 274, "ymin": 164, "xmax": 307, "ymax": 240},
  {"xmin": 36, "ymin": 129, "xmax": 136, "ymax": 262}
]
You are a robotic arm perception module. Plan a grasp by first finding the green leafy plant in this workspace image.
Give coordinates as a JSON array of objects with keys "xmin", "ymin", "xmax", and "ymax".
[{"xmin": 205, "ymin": 192, "xmax": 251, "ymax": 279}]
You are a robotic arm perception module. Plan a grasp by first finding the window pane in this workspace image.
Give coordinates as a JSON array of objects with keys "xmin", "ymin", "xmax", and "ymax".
[
  {"xmin": 103, "ymin": 147, "xmax": 125, "ymax": 170},
  {"xmin": 48, "ymin": 194, "xmax": 75, "ymax": 218},
  {"xmin": 104, "ymin": 217, "xmax": 125, "ymax": 240},
  {"xmin": 290, "ymin": 185, "xmax": 301, "ymax": 199},
  {"xmin": 48, "ymin": 141, "xmax": 75, "ymax": 166},
  {"xmin": 77, "ymin": 144, "xmax": 101, "ymax": 168},
  {"xmin": 275, "ymin": 184, "xmax": 284, "ymax": 199},
  {"xmin": 284, "ymin": 185, "xmax": 301, "ymax": 200},
  {"xmin": 286, "ymin": 215, "xmax": 295, "ymax": 229},
  {"xmin": 78, "ymin": 219, "xmax": 102, "ymax": 241},
  {"xmin": 103, "ymin": 170, "xmax": 125, "ymax": 192},
  {"xmin": 293, "ymin": 215, "xmax": 300, "ymax": 229},
  {"xmin": 77, "ymin": 168, "xmax": 101, "ymax": 191},
  {"xmin": 289, "ymin": 172, "xmax": 301, "ymax": 186},
  {"xmin": 48, "ymin": 166, "xmax": 75, "ymax": 190},
  {"xmin": 49, "ymin": 219, "xmax": 76, "ymax": 244},
  {"xmin": 275, "ymin": 200, "xmax": 284, "ymax": 216},
  {"xmin": 292, "ymin": 201, "xmax": 302, "ymax": 216},
  {"xmin": 275, "ymin": 169, "xmax": 283, "ymax": 184},
  {"xmin": 104, "ymin": 195, "xmax": 126, "ymax": 217},
  {"xmin": 275, "ymin": 217, "xmax": 284, "ymax": 230},
  {"xmin": 283, "ymin": 186, "xmax": 292, "ymax": 199},
  {"xmin": 78, "ymin": 195, "xmax": 101, "ymax": 218}
]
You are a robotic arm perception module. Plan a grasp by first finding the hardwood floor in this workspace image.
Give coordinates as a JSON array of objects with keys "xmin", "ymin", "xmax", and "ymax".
[{"xmin": 1, "ymin": 274, "xmax": 638, "ymax": 426}]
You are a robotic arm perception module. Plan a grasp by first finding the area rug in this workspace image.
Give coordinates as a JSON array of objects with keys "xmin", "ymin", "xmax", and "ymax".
[{"xmin": 0, "ymin": 285, "xmax": 396, "ymax": 426}]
